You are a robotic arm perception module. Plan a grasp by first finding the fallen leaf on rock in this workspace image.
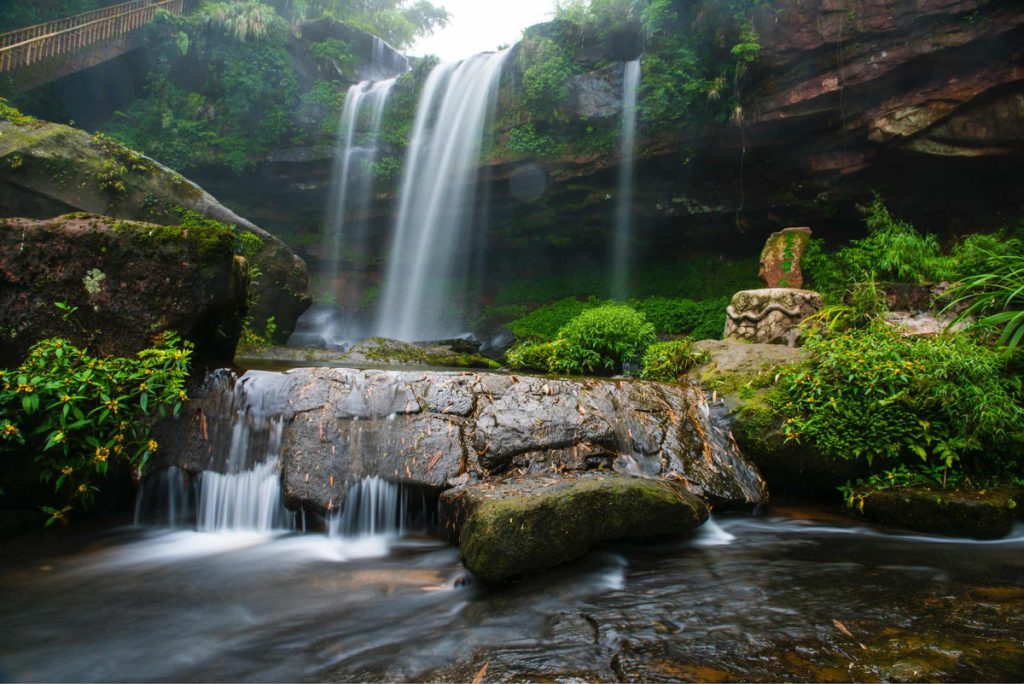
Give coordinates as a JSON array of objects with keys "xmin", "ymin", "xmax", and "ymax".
[{"xmin": 471, "ymin": 661, "xmax": 489, "ymax": 684}]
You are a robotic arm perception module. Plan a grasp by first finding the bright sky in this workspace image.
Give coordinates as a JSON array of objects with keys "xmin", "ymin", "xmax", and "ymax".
[{"xmin": 409, "ymin": 0, "xmax": 559, "ymax": 63}]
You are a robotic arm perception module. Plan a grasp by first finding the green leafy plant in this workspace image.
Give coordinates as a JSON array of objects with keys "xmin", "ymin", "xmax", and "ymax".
[
  {"xmin": 505, "ymin": 340, "xmax": 559, "ymax": 371},
  {"xmin": 639, "ymin": 338, "xmax": 708, "ymax": 381},
  {"xmin": 549, "ymin": 303, "xmax": 656, "ymax": 375},
  {"xmin": 0, "ymin": 334, "xmax": 192, "ymax": 526},
  {"xmin": 773, "ymin": 323, "xmax": 1024, "ymax": 485},
  {"xmin": 201, "ymin": 1, "xmax": 283, "ymax": 42},
  {"xmin": 505, "ymin": 297, "xmax": 601, "ymax": 341},
  {"xmin": 944, "ymin": 249, "xmax": 1024, "ymax": 352}
]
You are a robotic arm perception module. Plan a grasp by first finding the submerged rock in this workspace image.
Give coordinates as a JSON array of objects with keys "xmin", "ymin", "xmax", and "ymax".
[
  {"xmin": 0, "ymin": 214, "xmax": 247, "ymax": 364},
  {"xmin": 856, "ymin": 487, "xmax": 1022, "ymax": 540},
  {"xmin": 440, "ymin": 472, "xmax": 709, "ymax": 582}
]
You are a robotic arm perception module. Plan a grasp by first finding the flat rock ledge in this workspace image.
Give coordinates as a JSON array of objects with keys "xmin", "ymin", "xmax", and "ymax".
[{"xmin": 439, "ymin": 472, "xmax": 710, "ymax": 582}]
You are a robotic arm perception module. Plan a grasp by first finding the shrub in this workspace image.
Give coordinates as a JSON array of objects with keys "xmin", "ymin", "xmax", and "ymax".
[
  {"xmin": 773, "ymin": 323, "xmax": 1024, "ymax": 481},
  {"xmin": 505, "ymin": 297, "xmax": 601, "ymax": 341},
  {"xmin": 944, "ymin": 250, "xmax": 1024, "ymax": 352},
  {"xmin": 631, "ymin": 296, "xmax": 728, "ymax": 339},
  {"xmin": 639, "ymin": 339, "xmax": 708, "ymax": 382},
  {"xmin": 0, "ymin": 334, "xmax": 192, "ymax": 525},
  {"xmin": 549, "ymin": 304, "xmax": 656, "ymax": 375},
  {"xmin": 505, "ymin": 341, "xmax": 559, "ymax": 371}
]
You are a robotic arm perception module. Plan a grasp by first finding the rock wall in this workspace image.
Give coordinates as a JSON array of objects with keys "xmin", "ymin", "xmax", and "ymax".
[{"xmin": 158, "ymin": 367, "xmax": 769, "ymax": 512}]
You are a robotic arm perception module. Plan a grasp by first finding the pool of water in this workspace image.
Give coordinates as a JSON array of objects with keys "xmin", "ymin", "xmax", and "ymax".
[{"xmin": 1, "ymin": 505, "xmax": 1022, "ymax": 682}]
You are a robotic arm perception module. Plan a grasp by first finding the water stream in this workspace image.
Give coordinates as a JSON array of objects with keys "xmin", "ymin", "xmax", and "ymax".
[
  {"xmin": 1, "ymin": 506, "xmax": 1021, "ymax": 682},
  {"xmin": 610, "ymin": 59, "xmax": 641, "ymax": 300},
  {"xmin": 375, "ymin": 50, "xmax": 511, "ymax": 341}
]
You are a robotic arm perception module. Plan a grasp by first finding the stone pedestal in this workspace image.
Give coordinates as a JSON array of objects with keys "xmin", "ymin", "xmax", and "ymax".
[{"xmin": 724, "ymin": 288, "xmax": 823, "ymax": 345}]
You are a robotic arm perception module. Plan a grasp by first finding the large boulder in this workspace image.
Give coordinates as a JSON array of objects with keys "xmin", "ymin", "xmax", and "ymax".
[
  {"xmin": 439, "ymin": 472, "xmax": 709, "ymax": 582},
  {"xmin": 0, "ymin": 214, "xmax": 247, "ymax": 364},
  {"xmin": 0, "ymin": 116, "xmax": 310, "ymax": 341},
  {"xmin": 855, "ymin": 486, "xmax": 1022, "ymax": 540},
  {"xmin": 158, "ymin": 367, "xmax": 769, "ymax": 513}
]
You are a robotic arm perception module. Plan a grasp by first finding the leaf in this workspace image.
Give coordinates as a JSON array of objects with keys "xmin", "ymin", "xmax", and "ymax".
[{"xmin": 471, "ymin": 661, "xmax": 489, "ymax": 684}]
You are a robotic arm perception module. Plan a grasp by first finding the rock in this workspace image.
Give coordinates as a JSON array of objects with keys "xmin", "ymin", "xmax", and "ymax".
[
  {"xmin": 690, "ymin": 339, "xmax": 868, "ymax": 499},
  {"xmin": 0, "ymin": 117, "xmax": 310, "ymax": 342},
  {"xmin": 758, "ymin": 226, "xmax": 812, "ymax": 288},
  {"xmin": 724, "ymin": 288, "xmax": 823, "ymax": 345},
  {"xmin": 856, "ymin": 487, "xmax": 1022, "ymax": 540},
  {"xmin": 567, "ymin": 63, "xmax": 625, "ymax": 120},
  {"xmin": 158, "ymin": 367, "xmax": 768, "ymax": 514},
  {"xmin": 0, "ymin": 214, "xmax": 247, "ymax": 364},
  {"xmin": 439, "ymin": 472, "xmax": 709, "ymax": 582}
]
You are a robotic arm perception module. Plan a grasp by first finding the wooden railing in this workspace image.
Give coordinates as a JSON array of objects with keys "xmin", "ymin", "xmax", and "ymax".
[{"xmin": 0, "ymin": 0, "xmax": 187, "ymax": 74}]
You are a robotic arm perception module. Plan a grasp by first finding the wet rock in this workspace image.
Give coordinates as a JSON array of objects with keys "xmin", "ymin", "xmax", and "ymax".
[
  {"xmin": 440, "ymin": 472, "xmax": 709, "ymax": 582},
  {"xmin": 724, "ymin": 289, "xmax": 823, "ymax": 345},
  {"xmin": 0, "ymin": 118, "xmax": 310, "ymax": 342},
  {"xmin": 160, "ymin": 368, "xmax": 768, "ymax": 515},
  {"xmin": 0, "ymin": 214, "xmax": 247, "ymax": 364},
  {"xmin": 759, "ymin": 227, "xmax": 812, "ymax": 288},
  {"xmin": 857, "ymin": 487, "xmax": 1022, "ymax": 540}
]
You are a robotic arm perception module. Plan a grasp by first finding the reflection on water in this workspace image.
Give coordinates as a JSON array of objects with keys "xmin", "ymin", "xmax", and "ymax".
[{"xmin": 1, "ymin": 507, "xmax": 1022, "ymax": 682}]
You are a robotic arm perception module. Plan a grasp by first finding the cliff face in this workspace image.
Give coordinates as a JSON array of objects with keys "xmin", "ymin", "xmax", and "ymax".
[{"xmin": 197, "ymin": 0, "xmax": 1023, "ymax": 288}]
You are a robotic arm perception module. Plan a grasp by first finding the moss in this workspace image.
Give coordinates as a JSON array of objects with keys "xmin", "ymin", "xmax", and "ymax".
[
  {"xmin": 857, "ymin": 486, "xmax": 1022, "ymax": 539},
  {"xmin": 107, "ymin": 216, "xmax": 236, "ymax": 264}
]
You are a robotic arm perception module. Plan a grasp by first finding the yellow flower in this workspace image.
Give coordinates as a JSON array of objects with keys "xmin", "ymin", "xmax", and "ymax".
[
  {"xmin": 61, "ymin": 466, "xmax": 73, "ymax": 476},
  {"xmin": 178, "ymin": 390, "xmax": 188, "ymax": 401},
  {"xmin": 104, "ymin": 400, "xmax": 119, "ymax": 414},
  {"xmin": 138, "ymin": 383, "xmax": 148, "ymax": 392},
  {"xmin": 16, "ymin": 383, "xmax": 34, "ymax": 394},
  {"xmin": 94, "ymin": 447, "xmax": 109, "ymax": 463},
  {"xmin": 146, "ymin": 439, "xmax": 158, "ymax": 452},
  {"xmin": 3, "ymin": 422, "xmax": 18, "ymax": 436},
  {"xmin": 114, "ymin": 433, "xmax": 124, "ymax": 443},
  {"xmin": 77, "ymin": 484, "xmax": 87, "ymax": 493},
  {"xmin": 61, "ymin": 394, "xmax": 72, "ymax": 403}
]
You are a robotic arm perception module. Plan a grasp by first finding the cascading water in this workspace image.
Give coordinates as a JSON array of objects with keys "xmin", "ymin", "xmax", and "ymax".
[
  {"xmin": 375, "ymin": 50, "xmax": 511, "ymax": 341},
  {"xmin": 303, "ymin": 77, "xmax": 398, "ymax": 348},
  {"xmin": 609, "ymin": 59, "xmax": 641, "ymax": 300},
  {"xmin": 328, "ymin": 476, "xmax": 408, "ymax": 538},
  {"xmin": 135, "ymin": 370, "xmax": 295, "ymax": 533}
]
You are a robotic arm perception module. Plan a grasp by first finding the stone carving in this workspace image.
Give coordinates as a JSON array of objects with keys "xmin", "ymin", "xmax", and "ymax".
[
  {"xmin": 724, "ymin": 288, "xmax": 823, "ymax": 345},
  {"xmin": 759, "ymin": 226, "xmax": 812, "ymax": 288}
]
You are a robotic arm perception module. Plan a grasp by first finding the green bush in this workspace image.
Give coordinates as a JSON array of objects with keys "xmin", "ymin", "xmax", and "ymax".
[
  {"xmin": 505, "ymin": 341, "xmax": 559, "ymax": 371},
  {"xmin": 505, "ymin": 297, "xmax": 601, "ymax": 341},
  {"xmin": 631, "ymin": 296, "xmax": 728, "ymax": 339},
  {"xmin": 773, "ymin": 323, "xmax": 1024, "ymax": 480},
  {"xmin": 549, "ymin": 304, "xmax": 656, "ymax": 375},
  {"xmin": 945, "ymin": 249, "xmax": 1024, "ymax": 352},
  {"xmin": 0, "ymin": 334, "xmax": 192, "ymax": 525},
  {"xmin": 640, "ymin": 339, "xmax": 708, "ymax": 381}
]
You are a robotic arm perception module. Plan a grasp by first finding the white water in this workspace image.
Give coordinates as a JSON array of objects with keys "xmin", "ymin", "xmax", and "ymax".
[
  {"xmin": 318, "ymin": 78, "xmax": 397, "ymax": 345},
  {"xmin": 609, "ymin": 59, "xmax": 641, "ymax": 300},
  {"xmin": 375, "ymin": 50, "xmax": 511, "ymax": 341},
  {"xmin": 328, "ymin": 476, "xmax": 409, "ymax": 538}
]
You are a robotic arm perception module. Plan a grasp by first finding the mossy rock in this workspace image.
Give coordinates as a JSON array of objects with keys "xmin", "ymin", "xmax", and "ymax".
[
  {"xmin": 856, "ymin": 487, "xmax": 1022, "ymax": 540},
  {"xmin": 440, "ymin": 472, "xmax": 709, "ymax": 582},
  {"xmin": 0, "ymin": 118, "xmax": 310, "ymax": 342},
  {"xmin": 342, "ymin": 337, "xmax": 500, "ymax": 369}
]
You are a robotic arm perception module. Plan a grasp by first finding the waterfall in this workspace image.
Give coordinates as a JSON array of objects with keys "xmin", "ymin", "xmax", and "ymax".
[
  {"xmin": 328, "ymin": 476, "xmax": 409, "ymax": 538},
  {"xmin": 374, "ymin": 50, "xmax": 511, "ymax": 341},
  {"xmin": 312, "ymin": 78, "xmax": 397, "ymax": 347},
  {"xmin": 135, "ymin": 371, "xmax": 296, "ymax": 533},
  {"xmin": 610, "ymin": 59, "xmax": 641, "ymax": 300}
]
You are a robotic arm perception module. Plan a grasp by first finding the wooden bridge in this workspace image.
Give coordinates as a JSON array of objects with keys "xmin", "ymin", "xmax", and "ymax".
[{"xmin": 0, "ymin": 0, "xmax": 188, "ymax": 92}]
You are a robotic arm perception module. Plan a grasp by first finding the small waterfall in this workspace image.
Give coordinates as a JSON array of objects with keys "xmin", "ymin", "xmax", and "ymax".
[
  {"xmin": 609, "ymin": 59, "xmax": 641, "ymax": 300},
  {"xmin": 375, "ymin": 50, "xmax": 511, "ymax": 341},
  {"xmin": 316, "ymin": 78, "xmax": 398, "ymax": 346},
  {"xmin": 135, "ymin": 371, "xmax": 296, "ymax": 533},
  {"xmin": 328, "ymin": 476, "xmax": 409, "ymax": 538}
]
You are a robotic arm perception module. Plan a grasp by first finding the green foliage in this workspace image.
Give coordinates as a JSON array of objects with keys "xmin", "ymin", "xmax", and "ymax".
[
  {"xmin": 0, "ymin": 0, "xmax": 112, "ymax": 33},
  {"xmin": 774, "ymin": 323, "xmax": 1024, "ymax": 480},
  {"xmin": 520, "ymin": 37, "xmax": 582, "ymax": 113},
  {"xmin": 0, "ymin": 97, "xmax": 38, "ymax": 126},
  {"xmin": 505, "ymin": 340, "xmax": 559, "ymax": 371},
  {"xmin": 200, "ymin": 1, "xmax": 284, "ymax": 42},
  {"xmin": 549, "ymin": 303, "xmax": 656, "ymax": 375},
  {"xmin": 630, "ymin": 296, "xmax": 728, "ymax": 340},
  {"xmin": 309, "ymin": 38, "xmax": 356, "ymax": 73},
  {"xmin": 944, "ymin": 249, "xmax": 1024, "ymax": 352},
  {"xmin": 0, "ymin": 334, "xmax": 191, "ymax": 525},
  {"xmin": 366, "ymin": 156, "xmax": 402, "ymax": 182},
  {"xmin": 272, "ymin": 0, "xmax": 449, "ymax": 49},
  {"xmin": 104, "ymin": 9, "xmax": 301, "ymax": 172},
  {"xmin": 240, "ymin": 316, "xmax": 277, "ymax": 347},
  {"xmin": 505, "ymin": 123, "xmax": 558, "ymax": 158},
  {"xmin": 506, "ymin": 297, "xmax": 601, "ymax": 341},
  {"xmin": 639, "ymin": 338, "xmax": 708, "ymax": 381}
]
